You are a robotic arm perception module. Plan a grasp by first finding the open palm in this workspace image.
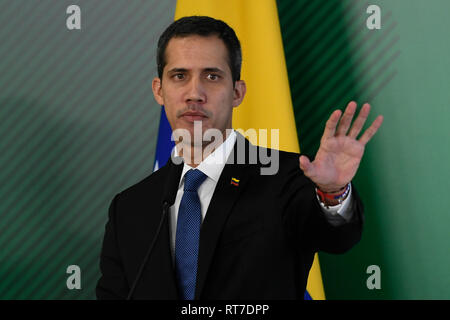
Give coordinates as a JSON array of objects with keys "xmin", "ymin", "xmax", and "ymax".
[{"xmin": 299, "ymin": 101, "xmax": 383, "ymax": 193}]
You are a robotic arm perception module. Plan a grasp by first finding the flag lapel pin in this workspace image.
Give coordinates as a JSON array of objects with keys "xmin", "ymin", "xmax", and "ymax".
[{"xmin": 230, "ymin": 177, "xmax": 240, "ymax": 187}]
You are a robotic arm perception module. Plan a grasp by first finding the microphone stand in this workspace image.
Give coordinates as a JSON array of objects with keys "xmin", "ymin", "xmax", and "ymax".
[{"xmin": 126, "ymin": 201, "xmax": 171, "ymax": 300}]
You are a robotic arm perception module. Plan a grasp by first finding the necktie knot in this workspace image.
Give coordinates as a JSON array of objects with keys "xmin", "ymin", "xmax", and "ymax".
[{"xmin": 183, "ymin": 169, "xmax": 207, "ymax": 192}]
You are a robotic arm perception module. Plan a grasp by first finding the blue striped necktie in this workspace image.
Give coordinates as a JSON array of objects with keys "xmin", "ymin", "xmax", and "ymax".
[{"xmin": 175, "ymin": 169, "xmax": 207, "ymax": 300}]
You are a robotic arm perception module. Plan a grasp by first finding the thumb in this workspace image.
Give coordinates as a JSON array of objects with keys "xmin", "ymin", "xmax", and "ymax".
[{"xmin": 299, "ymin": 155, "xmax": 315, "ymax": 178}]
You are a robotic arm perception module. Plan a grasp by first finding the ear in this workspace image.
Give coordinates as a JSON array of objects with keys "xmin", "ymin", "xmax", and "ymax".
[
  {"xmin": 152, "ymin": 77, "xmax": 164, "ymax": 105},
  {"xmin": 232, "ymin": 80, "xmax": 246, "ymax": 108}
]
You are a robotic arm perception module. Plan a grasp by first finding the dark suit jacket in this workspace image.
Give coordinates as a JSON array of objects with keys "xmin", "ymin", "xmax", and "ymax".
[{"xmin": 96, "ymin": 133, "xmax": 364, "ymax": 299}]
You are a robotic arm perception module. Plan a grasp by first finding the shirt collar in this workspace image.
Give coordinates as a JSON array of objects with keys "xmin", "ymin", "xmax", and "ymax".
[{"xmin": 177, "ymin": 129, "xmax": 237, "ymax": 186}]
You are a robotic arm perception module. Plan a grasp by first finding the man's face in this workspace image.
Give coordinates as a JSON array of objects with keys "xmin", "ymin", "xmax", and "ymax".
[{"xmin": 152, "ymin": 35, "xmax": 246, "ymax": 144}]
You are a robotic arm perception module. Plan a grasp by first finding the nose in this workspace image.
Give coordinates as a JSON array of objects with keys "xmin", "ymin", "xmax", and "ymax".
[{"xmin": 185, "ymin": 77, "xmax": 206, "ymax": 104}]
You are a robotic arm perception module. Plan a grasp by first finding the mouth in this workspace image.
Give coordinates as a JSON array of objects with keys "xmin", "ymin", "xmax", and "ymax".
[{"xmin": 180, "ymin": 112, "xmax": 208, "ymax": 122}]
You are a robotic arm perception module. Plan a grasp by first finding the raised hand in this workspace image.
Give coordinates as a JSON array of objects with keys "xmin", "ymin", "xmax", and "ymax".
[{"xmin": 299, "ymin": 101, "xmax": 383, "ymax": 193}]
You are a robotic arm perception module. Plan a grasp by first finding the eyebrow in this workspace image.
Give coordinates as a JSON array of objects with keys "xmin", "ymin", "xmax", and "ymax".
[
  {"xmin": 203, "ymin": 67, "xmax": 225, "ymax": 74},
  {"xmin": 167, "ymin": 67, "xmax": 225, "ymax": 74},
  {"xmin": 167, "ymin": 68, "xmax": 188, "ymax": 74}
]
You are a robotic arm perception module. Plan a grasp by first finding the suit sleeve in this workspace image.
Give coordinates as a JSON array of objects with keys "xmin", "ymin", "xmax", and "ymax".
[
  {"xmin": 302, "ymin": 182, "xmax": 364, "ymax": 254},
  {"xmin": 281, "ymin": 155, "xmax": 364, "ymax": 254},
  {"xmin": 96, "ymin": 194, "xmax": 130, "ymax": 299}
]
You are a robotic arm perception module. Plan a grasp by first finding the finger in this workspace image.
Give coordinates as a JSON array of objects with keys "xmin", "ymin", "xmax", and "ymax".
[
  {"xmin": 299, "ymin": 155, "xmax": 316, "ymax": 178},
  {"xmin": 322, "ymin": 109, "xmax": 342, "ymax": 141},
  {"xmin": 358, "ymin": 115, "xmax": 384, "ymax": 145},
  {"xmin": 336, "ymin": 101, "xmax": 357, "ymax": 136},
  {"xmin": 348, "ymin": 103, "xmax": 371, "ymax": 139}
]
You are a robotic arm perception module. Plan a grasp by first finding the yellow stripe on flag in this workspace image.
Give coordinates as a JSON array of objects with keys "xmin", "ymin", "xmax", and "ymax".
[{"xmin": 175, "ymin": 0, "xmax": 325, "ymax": 300}]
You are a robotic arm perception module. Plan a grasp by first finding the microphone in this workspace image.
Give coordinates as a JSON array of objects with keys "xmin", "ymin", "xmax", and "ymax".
[{"xmin": 126, "ymin": 157, "xmax": 183, "ymax": 300}]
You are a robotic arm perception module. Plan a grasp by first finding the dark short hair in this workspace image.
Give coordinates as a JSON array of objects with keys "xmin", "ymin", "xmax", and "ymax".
[{"xmin": 157, "ymin": 16, "xmax": 242, "ymax": 83}]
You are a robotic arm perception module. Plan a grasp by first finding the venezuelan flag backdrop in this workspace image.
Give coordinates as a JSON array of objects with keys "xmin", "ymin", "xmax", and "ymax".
[{"xmin": 1, "ymin": 0, "xmax": 450, "ymax": 299}]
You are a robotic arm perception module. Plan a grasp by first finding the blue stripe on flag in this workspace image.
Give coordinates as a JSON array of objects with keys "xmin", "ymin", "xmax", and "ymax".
[
  {"xmin": 153, "ymin": 106, "xmax": 175, "ymax": 172},
  {"xmin": 304, "ymin": 290, "xmax": 312, "ymax": 300}
]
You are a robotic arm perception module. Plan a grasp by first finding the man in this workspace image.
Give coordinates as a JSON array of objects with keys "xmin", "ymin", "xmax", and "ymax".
[{"xmin": 96, "ymin": 16, "xmax": 383, "ymax": 300}]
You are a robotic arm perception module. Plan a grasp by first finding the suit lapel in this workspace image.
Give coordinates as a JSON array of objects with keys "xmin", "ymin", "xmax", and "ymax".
[{"xmin": 194, "ymin": 135, "xmax": 257, "ymax": 299}]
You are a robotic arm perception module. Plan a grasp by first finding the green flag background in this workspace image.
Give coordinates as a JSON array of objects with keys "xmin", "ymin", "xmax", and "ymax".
[
  {"xmin": 280, "ymin": 0, "xmax": 450, "ymax": 299},
  {"xmin": 0, "ymin": 0, "xmax": 449, "ymax": 299}
]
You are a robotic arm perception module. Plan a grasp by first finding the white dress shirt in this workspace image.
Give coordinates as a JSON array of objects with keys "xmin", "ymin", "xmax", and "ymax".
[{"xmin": 169, "ymin": 130, "xmax": 353, "ymax": 261}]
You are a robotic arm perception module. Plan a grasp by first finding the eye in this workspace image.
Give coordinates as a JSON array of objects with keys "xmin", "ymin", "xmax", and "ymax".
[
  {"xmin": 206, "ymin": 74, "xmax": 220, "ymax": 81},
  {"xmin": 173, "ymin": 73, "xmax": 185, "ymax": 80}
]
